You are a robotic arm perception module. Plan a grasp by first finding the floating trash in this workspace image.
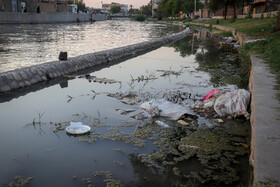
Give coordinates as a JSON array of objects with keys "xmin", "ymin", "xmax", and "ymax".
[
  {"xmin": 155, "ymin": 120, "xmax": 169, "ymax": 128},
  {"xmin": 66, "ymin": 122, "xmax": 91, "ymax": 135},
  {"xmin": 108, "ymin": 91, "xmax": 142, "ymax": 105}
]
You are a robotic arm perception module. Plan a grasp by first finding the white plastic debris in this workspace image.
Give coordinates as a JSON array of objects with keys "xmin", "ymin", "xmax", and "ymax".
[
  {"xmin": 155, "ymin": 120, "xmax": 169, "ymax": 128},
  {"xmin": 66, "ymin": 122, "xmax": 91, "ymax": 135},
  {"xmin": 141, "ymin": 99, "xmax": 189, "ymax": 120},
  {"xmin": 214, "ymin": 89, "xmax": 250, "ymax": 119},
  {"xmin": 245, "ymin": 38, "xmax": 266, "ymax": 44}
]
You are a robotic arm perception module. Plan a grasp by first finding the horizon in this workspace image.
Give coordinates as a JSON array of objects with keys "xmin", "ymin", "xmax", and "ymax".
[{"xmin": 84, "ymin": 0, "xmax": 150, "ymax": 8}]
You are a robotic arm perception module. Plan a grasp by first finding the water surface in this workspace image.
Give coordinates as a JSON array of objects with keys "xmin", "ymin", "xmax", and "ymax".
[
  {"xmin": 0, "ymin": 30, "xmax": 250, "ymax": 186},
  {"xmin": 0, "ymin": 20, "xmax": 183, "ymax": 72}
]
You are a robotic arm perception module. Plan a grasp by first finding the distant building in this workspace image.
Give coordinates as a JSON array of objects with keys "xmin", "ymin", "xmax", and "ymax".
[
  {"xmin": 197, "ymin": 0, "xmax": 211, "ymax": 18},
  {"xmin": 152, "ymin": 0, "xmax": 159, "ymax": 17},
  {"xmin": 190, "ymin": 0, "xmax": 212, "ymax": 18},
  {"xmin": 213, "ymin": 7, "xmax": 243, "ymax": 18},
  {"xmin": 0, "ymin": 0, "xmax": 68, "ymax": 13},
  {"xmin": 102, "ymin": 2, "xmax": 128, "ymax": 14},
  {"xmin": 211, "ymin": 0, "xmax": 280, "ymax": 18},
  {"xmin": 68, "ymin": 4, "xmax": 77, "ymax": 13},
  {"xmin": 251, "ymin": 0, "xmax": 280, "ymax": 14}
]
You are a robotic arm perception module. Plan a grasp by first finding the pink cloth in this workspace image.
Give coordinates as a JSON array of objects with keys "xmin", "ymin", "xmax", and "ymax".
[{"xmin": 201, "ymin": 89, "xmax": 220, "ymax": 101}]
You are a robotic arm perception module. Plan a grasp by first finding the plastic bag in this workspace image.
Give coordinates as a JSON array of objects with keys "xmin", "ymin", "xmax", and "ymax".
[
  {"xmin": 214, "ymin": 89, "xmax": 250, "ymax": 119},
  {"xmin": 201, "ymin": 88, "xmax": 223, "ymax": 101},
  {"xmin": 141, "ymin": 99, "xmax": 189, "ymax": 120}
]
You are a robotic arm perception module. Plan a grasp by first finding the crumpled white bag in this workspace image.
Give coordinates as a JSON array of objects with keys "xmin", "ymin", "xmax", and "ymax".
[
  {"xmin": 214, "ymin": 89, "xmax": 250, "ymax": 119},
  {"xmin": 141, "ymin": 99, "xmax": 189, "ymax": 120}
]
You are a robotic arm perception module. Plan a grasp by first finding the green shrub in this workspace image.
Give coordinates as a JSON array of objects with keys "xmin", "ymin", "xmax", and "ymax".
[
  {"xmin": 246, "ymin": 11, "xmax": 252, "ymax": 18},
  {"xmin": 134, "ymin": 14, "xmax": 146, "ymax": 21},
  {"xmin": 216, "ymin": 19, "xmax": 220, "ymax": 24},
  {"xmin": 229, "ymin": 16, "xmax": 236, "ymax": 23},
  {"xmin": 219, "ymin": 31, "xmax": 233, "ymax": 37},
  {"xmin": 209, "ymin": 24, "xmax": 213, "ymax": 31}
]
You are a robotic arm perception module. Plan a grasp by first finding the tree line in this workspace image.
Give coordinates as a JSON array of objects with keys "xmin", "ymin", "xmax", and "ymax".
[
  {"xmin": 151, "ymin": 0, "xmax": 254, "ymax": 19},
  {"xmin": 66, "ymin": 0, "xmax": 86, "ymax": 12},
  {"xmin": 208, "ymin": 0, "xmax": 253, "ymax": 19}
]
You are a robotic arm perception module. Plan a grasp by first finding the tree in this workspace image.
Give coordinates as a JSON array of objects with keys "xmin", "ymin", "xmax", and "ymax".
[
  {"xmin": 159, "ymin": 0, "xmax": 203, "ymax": 18},
  {"xmin": 76, "ymin": 0, "xmax": 86, "ymax": 11},
  {"xmin": 208, "ymin": 0, "xmax": 252, "ymax": 19},
  {"xmin": 110, "ymin": 5, "xmax": 121, "ymax": 14},
  {"xmin": 182, "ymin": 0, "xmax": 203, "ymax": 17},
  {"xmin": 276, "ymin": 11, "xmax": 280, "ymax": 32},
  {"xmin": 134, "ymin": 14, "xmax": 146, "ymax": 21},
  {"xmin": 158, "ymin": 0, "xmax": 173, "ymax": 17},
  {"xmin": 66, "ymin": 0, "xmax": 74, "ymax": 4},
  {"xmin": 66, "ymin": 0, "xmax": 86, "ymax": 12},
  {"xmin": 140, "ymin": 0, "xmax": 152, "ymax": 16}
]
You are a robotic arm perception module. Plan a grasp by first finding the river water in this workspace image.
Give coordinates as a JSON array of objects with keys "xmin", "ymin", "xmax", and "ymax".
[
  {"xmin": 0, "ymin": 22, "xmax": 250, "ymax": 186},
  {"xmin": 0, "ymin": 20, "xmax": 183, "ymax": 73}
]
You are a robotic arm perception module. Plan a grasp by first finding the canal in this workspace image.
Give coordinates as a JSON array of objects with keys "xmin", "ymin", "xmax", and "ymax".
[
  {"xmin": 0, "ymin": 21, "xmax": 250, "ymax": 187},
  {"xmin": 0, "ymin": 21, "xmax": 183, "ymax": 73}
]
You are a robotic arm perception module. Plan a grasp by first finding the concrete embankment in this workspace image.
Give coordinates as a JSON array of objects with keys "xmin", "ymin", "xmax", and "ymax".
[
  {"xmin": 249, "ymin": 54, "xmax": 280, "ymax": 185},
  {"xmin": 0, "ymin": 12, "xmax": 91, "ymax": 24},
  {"xmin": 190, "ymin": 22, "xmax": 280, "ymax": 186},
  {"xmin": 0, "ymin": 28, "xmax": 189, "ymax": 93}
]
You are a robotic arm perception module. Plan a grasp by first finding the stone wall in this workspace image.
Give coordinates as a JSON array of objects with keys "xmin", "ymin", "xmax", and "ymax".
[
  {"xmin": 252, "ymin": 11, "xmax": 279, "ymax": 18},
  {"xmin": 40, "ymin": 1, "xmax": 57, "ymax": 13},
  {"xmin": 91, "ymin": 14, "xmax": 108, "ymax": 21},
  {"xmin": 0, "ymin": 12, "xmax": 91, "ymax": 24},
  {"xmin": 0, "ymin": 28, "xmax": 189, "ymax": 93}
]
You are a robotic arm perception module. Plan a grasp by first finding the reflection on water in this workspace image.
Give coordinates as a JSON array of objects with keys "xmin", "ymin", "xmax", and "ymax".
[
  {"xmin": 170, "ymin": 30, "xmax": 249, "ymax": 88},
  {"xmin": 0, "ymin": 31, "xmax": 250, "ymax": 186},
  {"xmin": 169, "ymin": 35, "xmax": 199, "ymax": 57},
  {"xmin": 0, "ymin": 21, "xmax": 183, "ymax": 72}
]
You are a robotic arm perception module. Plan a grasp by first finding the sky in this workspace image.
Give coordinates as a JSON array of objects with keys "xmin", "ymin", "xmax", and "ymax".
[{"xmin": 84, "ymin": 0, "xmax": 150, "ymax": 9}]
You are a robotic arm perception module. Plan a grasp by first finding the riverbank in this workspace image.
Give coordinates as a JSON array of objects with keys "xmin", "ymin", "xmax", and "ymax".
[
  {"xmin": 191, "ymin": 18, "xmax": 280, "ymax": 82},
  {"xmin": 0, "ymin": 12, "xmax": 92, "ymax": 24},
  {"xmin": 189, "ymin": 19, "xmax": 280, "ymax": 186}
]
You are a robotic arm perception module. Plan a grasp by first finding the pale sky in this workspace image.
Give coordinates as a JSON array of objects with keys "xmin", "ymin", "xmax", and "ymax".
[{"xmin": 84, "ymin": 0, "xmax": 150, "ymax": 9}]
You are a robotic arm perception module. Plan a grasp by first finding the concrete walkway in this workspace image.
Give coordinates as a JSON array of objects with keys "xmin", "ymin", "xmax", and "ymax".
[{"xmin": 250, "ymin": 54, "xmax": 280, "ymax": 186}]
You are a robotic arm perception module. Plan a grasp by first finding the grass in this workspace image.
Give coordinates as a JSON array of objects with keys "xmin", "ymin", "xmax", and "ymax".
[
  {"xmin": 216, "ymin": 31, "xmax": 233, "ymax": 37},
  {"xmin": 199, "ymin": 18, "xmax": 277, "ymax": 36},
  {"xmin": 243, "ymin": 31, "xmax": 280, "ymax": 96},
  {"xmin": 244, "ymin": 32, "xmax": 280, "ymax": 73}
]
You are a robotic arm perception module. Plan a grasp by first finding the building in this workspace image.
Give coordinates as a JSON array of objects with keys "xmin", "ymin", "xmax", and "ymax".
[
  {"xmin": 210, "ymin": 0, "xmax": 280, "ymax": 19},
  {"xmin": 0, "ymin": 0, "xmax": 68, "ymax": 13},
  {"xmin": 213, "ymin": 7, "xmax": 243, "ymax": 18},
  {"xmin": 251, "ymin": 0, "xmax": 280, "ymax": 14},
  {"xmin": 152, "ymin": 0, "xmax": 159, "ymax": 17},
  {"xmin": 102, "ymin": 2, "xmax": 128, "ymax": 14},
  {"xmin": 68, "ymin": 4, "xmax": 77, "ymax": 13}
]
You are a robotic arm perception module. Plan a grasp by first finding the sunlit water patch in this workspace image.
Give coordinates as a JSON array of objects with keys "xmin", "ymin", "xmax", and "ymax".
[{"xmin": 0, "ymin": 21, "xmax": 183, "ymax": 72}]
